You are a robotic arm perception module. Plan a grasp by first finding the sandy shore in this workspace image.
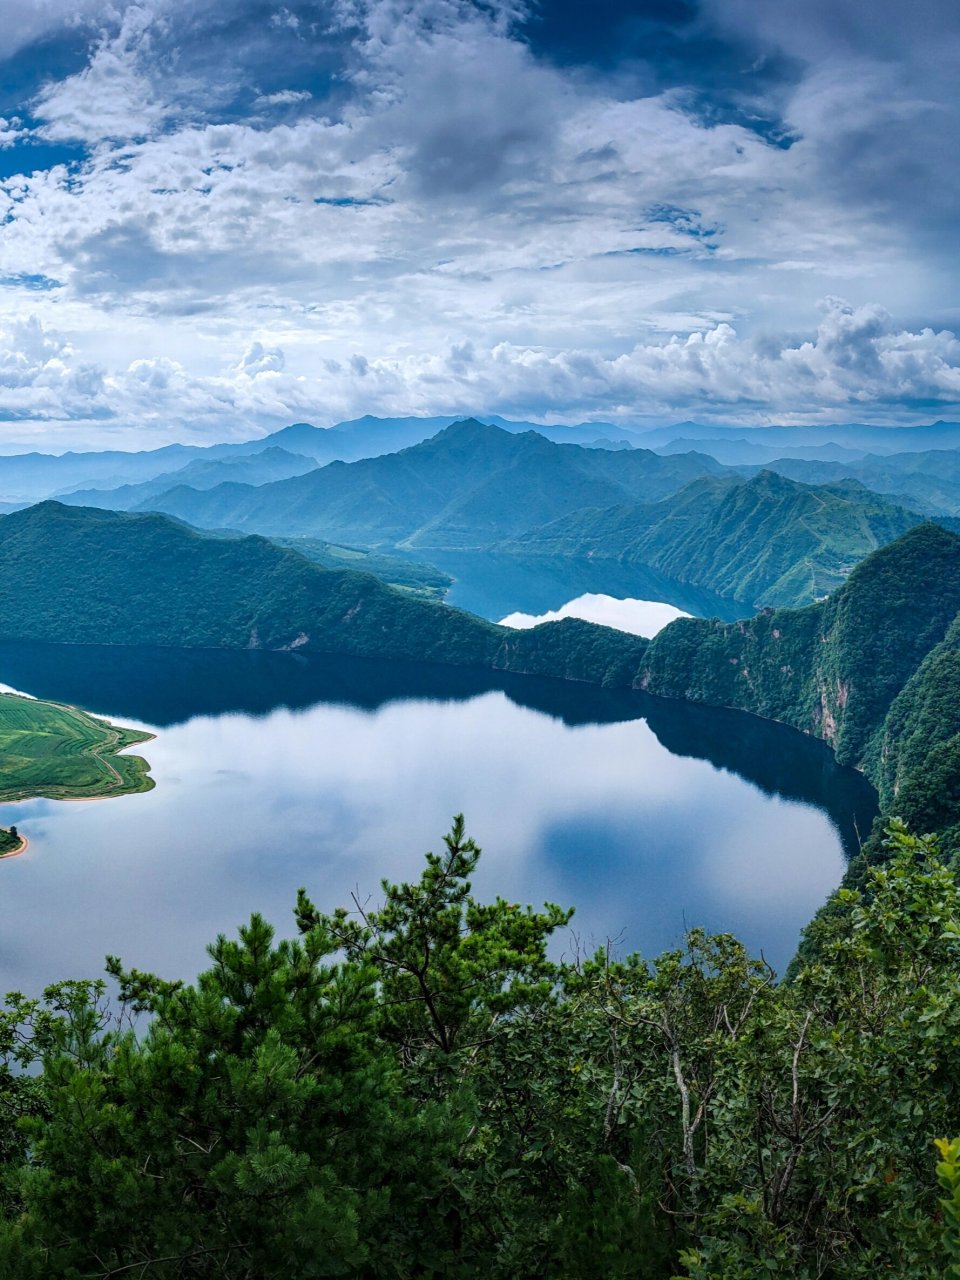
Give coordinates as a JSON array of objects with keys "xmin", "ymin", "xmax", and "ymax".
[{"xmin": 0, "ymin": 834, "xmax": 29, "ymax": 860}]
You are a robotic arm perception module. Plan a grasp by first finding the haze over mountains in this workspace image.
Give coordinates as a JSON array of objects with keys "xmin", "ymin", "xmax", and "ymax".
[
  {"xmin": 6, "ymin": 412, "xmax": 960, "ymax": 614},
  {"xmin": 136, "ymin": 420, "xmax": 724, "ymax": 548}
]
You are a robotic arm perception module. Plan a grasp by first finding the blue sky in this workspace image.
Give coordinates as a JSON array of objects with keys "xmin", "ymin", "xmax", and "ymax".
[{"xmin": 0, "ymin": 0, "xmax": 958, "ymax": 448}]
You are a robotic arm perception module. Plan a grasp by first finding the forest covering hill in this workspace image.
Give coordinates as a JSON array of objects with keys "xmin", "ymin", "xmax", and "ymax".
[
  {"xmin": 0, "ymin": 502, "xmax": 645, "ymax": 685},
  {"xmin": 2, "ymin": 505, "xmax": 960, "ymax": 1276},
  {"xmin": 506, "ymin": 469, "xmax": 921, "ymax": 608},
  {"xmin": 127, "ymin": 420, "xmax": 939, "ymax": 610},
  {"xmin": 2, "ymin": 501, "xmax": 959, "ymax": 851}
]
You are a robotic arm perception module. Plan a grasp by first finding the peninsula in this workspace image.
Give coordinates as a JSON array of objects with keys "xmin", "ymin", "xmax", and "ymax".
[{"xmin": 0, "ymin": 692, "xmax": 154, "ymax": 808}]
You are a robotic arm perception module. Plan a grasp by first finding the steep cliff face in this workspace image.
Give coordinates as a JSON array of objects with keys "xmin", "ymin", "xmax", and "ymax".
[
  {"xmin": 634, "ymin": 523, "xmax": 960, "ymax": 858},
  {"xmin": 638, "ymin": 523, "xmax": 960, "ymax": 775}
]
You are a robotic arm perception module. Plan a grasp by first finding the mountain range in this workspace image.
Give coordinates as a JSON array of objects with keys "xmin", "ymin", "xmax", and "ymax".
[
  {"xmin": 507, "ymin": 468, "xmax": 922, "ymax": 607},
  {"xmin": 0, "ymin": 502, "xmax": 644, "ymax": 686},
  {"xmin": 133, "ymin": 419, "xmax": 724, "ymax": 548},
  {"xmin": 2, "ymin": 501, "xmax": 959, "ymax": 855}
]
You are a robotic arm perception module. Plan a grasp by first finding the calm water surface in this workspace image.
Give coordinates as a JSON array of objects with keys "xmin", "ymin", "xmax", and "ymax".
[
  {"xmin": 420, "ymin": 551, "xmax": 750, "ymax": 622},
  {"xmin": 0, "ymin": 642, "xmax": 877, "ymax": 992}
]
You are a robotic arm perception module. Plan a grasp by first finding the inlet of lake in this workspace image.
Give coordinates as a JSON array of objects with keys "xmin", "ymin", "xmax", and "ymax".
[{"xmin": 0, "ymin": 611, "xmax": 877, "ymax": 992}]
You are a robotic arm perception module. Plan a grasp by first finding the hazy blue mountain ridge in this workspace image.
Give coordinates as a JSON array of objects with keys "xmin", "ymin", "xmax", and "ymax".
[
  {"xmin": 136, "ymin": 420, "xmax": 724, "ymax": 547},
  {"xmin": 58, "ymin": 448, "xmax": 319, "ymax": 511}
]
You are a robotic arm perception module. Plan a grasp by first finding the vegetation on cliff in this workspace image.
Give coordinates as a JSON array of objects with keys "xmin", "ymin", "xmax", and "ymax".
[{"xmin": 638, "ymin": 523, "xmax": 960, "ymax": 847}]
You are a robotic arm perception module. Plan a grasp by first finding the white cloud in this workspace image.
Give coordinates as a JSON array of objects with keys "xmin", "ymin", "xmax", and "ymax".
[
  {"xmin": 0, "ymin": 0, "xmax": 955, "ymax": 445},
  {"xmin": 2, "ymin": 297, "xmax": 958, "ymax": 450},
  {"xmin": 31, "ymin": 5, "xmax": 174, "ymax": 144},
  {"xmin": 253, "ymin": 89, "xmax": 312, "ymax": 108}
]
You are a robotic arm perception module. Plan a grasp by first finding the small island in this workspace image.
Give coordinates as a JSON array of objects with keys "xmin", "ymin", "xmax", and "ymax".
[
  {"xmin": 0, "ymin": 691, "xmax": 154, "ymax": 807},
  {"xmin": 0, "ymin": 824, "xmax": 25, "ymax": 857}
]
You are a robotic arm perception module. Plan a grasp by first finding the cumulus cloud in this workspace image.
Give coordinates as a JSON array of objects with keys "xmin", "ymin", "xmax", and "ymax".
[
  {"xmin": 253, "ymin": 89, "xmax": 312, "ymax": 108},
  {"xmin": 31, "ymin": 6, "xmax": 173, "ymax": 144},
  {"xmin": 2, "ymin": 299, "xmax": 958, "ymax": 448},
  {"xmin": 0, "ymin": 0, "xmax": 955, "ymax": 444},
  {"xmin": 235, "ymin": 341, "xmax": 286, "ymax": 375}
]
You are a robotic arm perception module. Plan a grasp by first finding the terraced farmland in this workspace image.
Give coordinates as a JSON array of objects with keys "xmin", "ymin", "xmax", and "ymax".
[{"xmin": 0, "ymin": 693, "xmax": 154, "ymax": 803}]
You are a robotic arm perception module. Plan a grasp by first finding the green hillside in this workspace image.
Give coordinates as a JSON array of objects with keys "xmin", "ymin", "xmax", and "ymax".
[
  {"xmin": 509, "ymin": 469, "xmax": 921, "ymax": 608},
  {"xmin": 637, "ymin": 522, "xmax": 960, "ymax": 852},
  {"xmin": 4, "ymin": 503, "xmax": 959, "ymax": 850},
  {"xmin": 0, "ymin": 502, "xmax": 645, "ymax": 686},
  {"xmin": 139, "ymin": 419, "xmax": 722, "ymax": 547},
  {"xmin": 768, "ymin": 447, "xmax": 960, "ymax": 516},
  {"xmin": 269, "ymin": 537, "xmax": 453, "ymax": 600},
  {"xmin": 0, "ymin": 692, "xmax": 153, "ymax": 802}
]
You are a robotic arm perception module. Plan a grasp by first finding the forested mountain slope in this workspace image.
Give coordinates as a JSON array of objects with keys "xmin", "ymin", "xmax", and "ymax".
[
  {"xmin": 637, "ymin": 523, "xmax": 960, "ymax": 851},
  {"xmin": 0, "ymin": 502, "xmax": 645, "ymax": 684},
  {"xmin": 137, "ymin": 419, "xmax": 723, "ymax": 545},
  {"xmin": 507, "ymin": 469, "xmax": 921, "ymax": 608},
  {"xmin": 765, "ymin": 447, "xmax": 960, "ymax": 516},
  {"xmin": 4, "ymin": 503, "xmax": 959, "ymax": 847}
]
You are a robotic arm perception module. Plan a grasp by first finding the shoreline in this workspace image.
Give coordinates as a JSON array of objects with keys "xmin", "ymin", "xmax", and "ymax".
[{"xmin": 0, "ymin": 833, "xmax": 29, "ymax": 860}]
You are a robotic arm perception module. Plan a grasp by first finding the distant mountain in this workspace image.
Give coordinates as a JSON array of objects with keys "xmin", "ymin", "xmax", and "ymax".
[
  {"xmin": 653, "ymin": 436, "xmax": 871, "ymax": 465},
  {"xmin": 274, "ymin": 414, "xmax": 644, "ymax": 464},
  {"xmin": 506, "ymin": 469, "xmax": 922, "ymax": 609},
  {"xmin": 763, "ymin": 448, "xmax": 960, "ymax": 517},
  {"xmin": 0, "ymin": 502, "xmax": 644, "ymax": 687},
  {"xmin": 138, "ymin": 419, "xmax": 723, "ymax": 547},
  {"xmin": 59, "ymin": 448, "xmax": 318, "ymax": 512},
  {"xmin": 0, "ymin": 415, "xmax": 644, "ymax": 505},
  {"xmin": 635, "ymin": 419, "xmax": 960, "ymax": 456},
  {"xmin": 6, "ymin": 413, "xmax": 958, "ymax": 510}
]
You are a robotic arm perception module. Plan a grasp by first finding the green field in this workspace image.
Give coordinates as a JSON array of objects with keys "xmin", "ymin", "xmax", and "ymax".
[{"xmin": 0, "ymin": 692, "xmax": 154, "ymax": 803}]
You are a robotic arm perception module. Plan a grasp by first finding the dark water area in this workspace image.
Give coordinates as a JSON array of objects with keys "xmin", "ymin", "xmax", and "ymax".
[
  {"xmin": 402, "ymin": 551, "xmax": 750, "ymax": 622},
  {"xmin": 0, "ymin": 641, "xmax": 877, "ymax": 993}
]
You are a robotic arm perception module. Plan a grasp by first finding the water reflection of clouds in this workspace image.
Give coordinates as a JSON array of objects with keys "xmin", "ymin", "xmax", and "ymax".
[
  {"xmin": 499, "ymin": 593, "xmax": 690, "ymax": 637},
  {"xmin": 0, "ymin": 691, "xmax": 844, "ymax": 994}
]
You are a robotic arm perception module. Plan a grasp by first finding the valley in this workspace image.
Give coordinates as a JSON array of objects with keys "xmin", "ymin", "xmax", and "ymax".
[{"xmin": 1, "ymin": 416, "xmax": 959, "ymax": 1280}]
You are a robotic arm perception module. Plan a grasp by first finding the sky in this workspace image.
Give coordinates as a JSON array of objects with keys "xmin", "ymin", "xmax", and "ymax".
[{"xmin": 0, "ymin": 0, "xmax": 959, "ymax": 449}]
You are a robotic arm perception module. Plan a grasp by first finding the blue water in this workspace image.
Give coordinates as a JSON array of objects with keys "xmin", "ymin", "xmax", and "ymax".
[{"xmin": 0, "ymin": 642, "xmax": 876, "ymax": 992}]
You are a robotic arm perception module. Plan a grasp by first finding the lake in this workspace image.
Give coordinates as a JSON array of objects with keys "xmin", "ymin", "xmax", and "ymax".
[
  {"xmin": 0, "ymin": 640, "xmax": 877, "ymax": 993},
  {"xmin": 413, "ymin": 551, "xmax": 752, "ymax": 622}
]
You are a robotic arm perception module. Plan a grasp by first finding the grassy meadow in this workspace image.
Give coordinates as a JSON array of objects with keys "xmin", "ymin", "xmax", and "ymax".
[{"xmin": 0, "ymin": 692, "xmax": 154, "ymax": 804}]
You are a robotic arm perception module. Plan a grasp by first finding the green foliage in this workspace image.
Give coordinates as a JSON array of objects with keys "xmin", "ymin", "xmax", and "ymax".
[
  {"xmin": 0, "ymin": 691, "xmax": 153, "ymax": 802},
  {"xmin": 0, "ymin": 827, "xmax": 21, "ymax": 856},
  {"xmin": 0, "ymin": 819, "xmax": 958, "ymax": 1277},
  {"xmin": 935, "ymin": 1138, "xmax": 960, "ymax": 1276},
  {"xmin": 509, "ymin": 468, "xmax": 920, "ymax": 609}
]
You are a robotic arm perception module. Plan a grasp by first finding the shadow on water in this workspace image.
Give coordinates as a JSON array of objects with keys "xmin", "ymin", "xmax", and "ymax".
[{"xmin": 0, "ymin": 640, "xmax": 876, "ymax": 863}]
